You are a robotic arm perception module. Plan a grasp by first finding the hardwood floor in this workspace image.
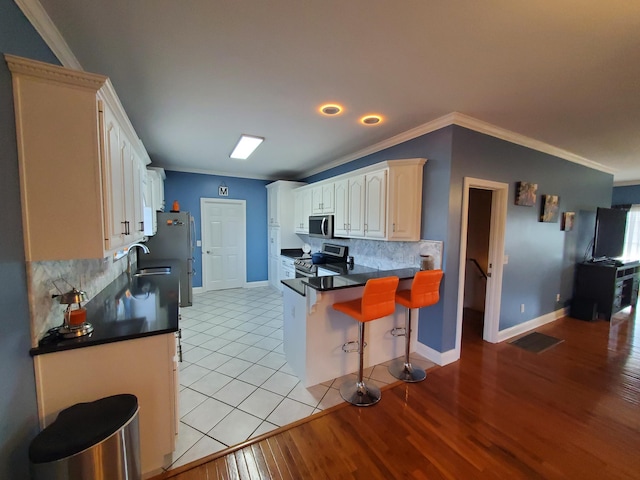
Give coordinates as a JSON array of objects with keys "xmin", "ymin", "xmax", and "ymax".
[{"xmin": 156, "ymin": 307, "xmax": 639, "ymax": 479}]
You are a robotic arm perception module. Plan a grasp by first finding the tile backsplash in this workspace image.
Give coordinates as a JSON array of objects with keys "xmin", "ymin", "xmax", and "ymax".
[
  {"xmin": 26, "ymin": 255, "xmax": 129, "ymax": 346},
  {"xmin": 300, "ymin": 236, "xmax": 443, "ymax": 271}
]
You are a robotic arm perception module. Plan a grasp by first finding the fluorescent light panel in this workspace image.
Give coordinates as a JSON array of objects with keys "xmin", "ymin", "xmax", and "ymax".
[{"xmin": 230, "ymin": 134, "xmax": 264, "ymax": 160}]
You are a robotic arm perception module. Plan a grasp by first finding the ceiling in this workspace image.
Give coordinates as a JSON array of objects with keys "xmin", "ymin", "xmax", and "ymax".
[{"xmin": 31, "ymin": 0, "xmax": 640, "ymax": 183}]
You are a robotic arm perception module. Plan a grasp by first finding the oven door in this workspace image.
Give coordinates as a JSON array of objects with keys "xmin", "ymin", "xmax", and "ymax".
[{"xmin": 295, "ymin": 268, "xmax": 316, "ymax": 278}]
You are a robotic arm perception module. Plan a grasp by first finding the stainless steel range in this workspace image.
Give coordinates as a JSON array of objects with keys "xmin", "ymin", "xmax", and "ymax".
[{"xmin": 294, "ymin": 243, "xmax": 349, "ymax": 278}]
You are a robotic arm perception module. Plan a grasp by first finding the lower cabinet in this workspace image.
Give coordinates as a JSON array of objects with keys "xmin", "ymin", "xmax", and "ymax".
[
  {"xmin": 32, "ymin": 334, "xmax": 178, "ymax": 477},
  {"xmin": 280, "ymin": 256, "xmax": 296, "ymax": 284}
]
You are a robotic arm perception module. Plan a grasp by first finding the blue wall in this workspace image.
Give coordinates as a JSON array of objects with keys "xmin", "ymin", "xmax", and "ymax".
[
  {"xmin": 306, "ymin": 125, "xmax": 613, "ymax": 352},
  {"xmin": 612, "ymin": 184, "xmax": 640, "ymax": 205},
  {"xmin": 0, "ymin": 0, "xmax": 60, "ymax": 477},
  {"xmin": 448, "ymin": 127, "xmax": 612, "ymax": 346},
  {"xmin": 163, "ymin": 171, "xmax": 270, "ymax": 285}
]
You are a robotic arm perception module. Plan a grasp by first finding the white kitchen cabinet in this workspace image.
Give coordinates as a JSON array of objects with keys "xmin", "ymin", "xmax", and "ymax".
[
  {"xmin": 147, "ymin": 167, "xmax": 166, "ymax": 213},
  {"xmin": 268, "ymin": 227, "xmax": 281, "ymax": 290},
  {"xmin": 334, "ymin": 175, "xmax": 366, "ymax": 237},
  {"xmin": 387, "ymin": 161, "xmax": 425, "ymax": 240},
  {"xmin": 364, "ymin": 170, "xmax": 387, "ymax": 239},
  {"xmin": 6, "ymin": 54, "xmax": 150, "ymax": 260},
  {"xmin": 101, "ymin": 103, "xmax": 146, "ymax": 249},
  {"xmin": 144, "ymin": 167, "xmax": 166, "ymax": 236},
  {"xmin": 266, "ymin": 181, "xmax": 306, "ymax": 290},
  {"xmin": 280, "ymin": 256, "xmax": 296, "ymax": 283},
  {"xmin": 304, "ymin": 159, "xmax": 426, "ymax": 242},
  {"xmin": 32, "ymin": 333, "xmax": 178, "ymax": 477},
  {"xmin": 294, "ymin": 187, "xmax": 312, "ymax": 233},
  {"xmin": 311, "ymin": 183, "xmax": 335, "ymax": 214}
]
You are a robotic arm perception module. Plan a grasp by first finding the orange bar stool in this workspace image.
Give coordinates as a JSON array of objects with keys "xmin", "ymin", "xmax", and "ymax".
[
  {"xmin": 333, "ymin": 276, "xmax": 400, "ymax": 406},
  {"xmin": 389, "ymin": 269, "xmax": 443, "ymax": 382}
]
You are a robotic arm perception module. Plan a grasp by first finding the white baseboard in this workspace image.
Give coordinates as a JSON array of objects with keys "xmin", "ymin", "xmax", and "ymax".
[
  {"xmin": 415, "ymin": 342, "xmax": 459, "ymax": 366},
  {"xmin": 246, "ymin": 280, "xmax": 270, "ymax": 288},
  {"xmin": 193, "ymin": 281, "xmax": 269, "ymax": 295},
  {"xmin": 497, "ymin": 307, "xmax": 568, "ymax": 343}
]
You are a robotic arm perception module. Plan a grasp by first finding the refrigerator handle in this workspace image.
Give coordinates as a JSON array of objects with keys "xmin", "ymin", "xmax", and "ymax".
[{"xmin": 189, "ymin": 215, "xmax": 196, "ymax": 254}]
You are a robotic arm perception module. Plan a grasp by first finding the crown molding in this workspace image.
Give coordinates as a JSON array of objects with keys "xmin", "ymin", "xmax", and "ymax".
[
  {"xmin": 5, "ymin": 53, "xmax": 105, "ymax": 90},
  {"xmin": 303, "ymin": 114, "xmax": 455, "ymax": 177},
  {"xmin": 14, "ymin": 0, "xmax": 83, "ymax": 70},
  {"xmin": 302, "ymin": 112, "xmax": 616, "ymax": 178},
  {"xmin": 613, "ymin": 180, "xmax": 640, "ymax": 187},
  {"xmin": 450, "ymin": 112, "xmax": 616, "ymax": 175}
]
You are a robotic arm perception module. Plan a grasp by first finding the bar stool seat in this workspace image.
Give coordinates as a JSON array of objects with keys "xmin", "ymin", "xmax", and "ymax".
[
  {"xmin": 333, "ymin": 276, "xmax": 399, "ymax": 406},
  {"xmin": 389, "ymin": 269, "xmax": 443, "ymax": 382}
]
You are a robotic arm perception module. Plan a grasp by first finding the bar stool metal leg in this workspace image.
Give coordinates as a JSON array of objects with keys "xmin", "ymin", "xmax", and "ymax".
[
  {"xmin": 388, "ymin": 307, "xmax": 427, "ymax": 382},
  {"xmin": 340, "ymin": 321, "xmax": 381, "ymax": 406}
]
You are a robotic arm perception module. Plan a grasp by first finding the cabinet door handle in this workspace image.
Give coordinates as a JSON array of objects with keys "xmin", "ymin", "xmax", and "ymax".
[
  {"xmin": 139, "ymin": 221, "xmax": 144, "ymax": 232},
  {"xmin": 121, "ymin": 221, "xmax": 128, "ymax": 235}
]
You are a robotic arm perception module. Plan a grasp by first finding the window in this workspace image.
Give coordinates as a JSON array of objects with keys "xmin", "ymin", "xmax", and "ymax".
[{"xmin": 622, "ymin": 205, "xmax": 640, "ymax": 260}]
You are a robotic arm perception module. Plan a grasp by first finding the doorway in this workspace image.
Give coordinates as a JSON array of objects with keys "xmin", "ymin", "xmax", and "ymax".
[
  {"xmin": 455, "ymin": 177, "xmax": 508, "ymax": 354},
  {"xmin": 463, "ymin": 188, "xmax": 492, "ymax": 339},
  {"xmin": 200, "ymin": 198, "xmax": 246, "ymax": 291}
]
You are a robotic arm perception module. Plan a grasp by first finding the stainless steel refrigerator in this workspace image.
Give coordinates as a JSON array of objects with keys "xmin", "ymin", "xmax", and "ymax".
[{"xmin": 141, "ymin": 211, "xmax": 195, "ymax": 307}]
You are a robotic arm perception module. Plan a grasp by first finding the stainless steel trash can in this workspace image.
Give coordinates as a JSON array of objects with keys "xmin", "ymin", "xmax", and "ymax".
[{"xmin": 29, "ymin": 394, "xmax": 140, "ymax": 480}]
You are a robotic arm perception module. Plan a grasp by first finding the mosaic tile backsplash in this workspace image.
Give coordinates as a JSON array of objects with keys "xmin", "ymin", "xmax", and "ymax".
[{"xmin": 27, "ymin": 254, "xmax": 129, "ymax": 347}]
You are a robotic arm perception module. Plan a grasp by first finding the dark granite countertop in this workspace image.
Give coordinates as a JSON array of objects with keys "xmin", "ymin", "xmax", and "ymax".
[
  {"xmin": 281, "ymin": 266, "xmax": 419, "ymax": 295},
  {"xmin": 304, "ymin": 267, "xmax": 419, "ymax": 291},
  {"xmin": 31, "ymin": 267, "xmax": 180, "ymax": 356},
  {"xmin": 280, "ymin": 248, "xmax": 304, "ymax": 259}
]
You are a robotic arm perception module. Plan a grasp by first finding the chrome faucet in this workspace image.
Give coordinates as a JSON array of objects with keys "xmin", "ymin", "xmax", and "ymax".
[{"xmin": 126, "ymin": 243, "xmax": 150, "ymax": 276}]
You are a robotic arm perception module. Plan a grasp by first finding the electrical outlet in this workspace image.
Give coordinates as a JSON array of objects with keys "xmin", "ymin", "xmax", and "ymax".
[
  {"xmin": 520, "ymin": 304, "xmax": 525, "ymax": 313},
  {"xmin": 556, "ymin": 293, "xmax": 561, "ymax": 302}
]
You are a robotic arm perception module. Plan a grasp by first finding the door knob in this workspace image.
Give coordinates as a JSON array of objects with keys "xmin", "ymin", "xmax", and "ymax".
[{"xmin": 206, "ymin": 250, "xmax": 211, "ymax": 254}]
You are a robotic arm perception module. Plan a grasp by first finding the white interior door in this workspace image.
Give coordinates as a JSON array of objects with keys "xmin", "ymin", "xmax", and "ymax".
[{"xmin": 201, "ymin": 198, "xmax": 246, "ymax": 291}]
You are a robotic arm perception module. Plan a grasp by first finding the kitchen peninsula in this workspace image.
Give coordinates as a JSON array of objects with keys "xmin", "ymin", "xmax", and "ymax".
[{"xmin": 282, "ymin": 267, "xmax": 419, "ymax": 387}]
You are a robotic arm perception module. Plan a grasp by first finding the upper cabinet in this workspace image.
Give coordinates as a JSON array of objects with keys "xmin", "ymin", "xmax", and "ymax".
[
  {"xmin": 304, "ymin": 158, "xmax": 426, "ymax": 242},
  {"xmin": 6, "ymin": 54, "xmax": 151, "ymax": 260},
  {"xmin": 311, "ymin": 183, "xmax": 335, "ymax": 214},
  {"xmin": 101, "ymin": 102, "xmax": 146, "ymax": 249},
  {"xmin": 144, "ymin": 167, "xmax": 165, "ymax": 236},
  {"xmin": 267, "ymin": 180, "xmax": 305, "ymax": 228},
  {"xmin": 294, "ymin": 187, "xmax": 312, "ymax": 234},
  {"xmin": 146, "ymin": 167, "xmax": 166, "ymax": 214}
]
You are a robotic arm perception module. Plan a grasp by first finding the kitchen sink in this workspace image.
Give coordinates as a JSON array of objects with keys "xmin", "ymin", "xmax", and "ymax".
[{"xmin": 134, "ymin": 266, "xmax": 171, "ymax": 276}]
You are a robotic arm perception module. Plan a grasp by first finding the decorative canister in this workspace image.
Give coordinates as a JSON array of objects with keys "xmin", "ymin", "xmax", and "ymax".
[{"xmin": 420, "ymin": 254, "xmax": 434, "ymax": 271}]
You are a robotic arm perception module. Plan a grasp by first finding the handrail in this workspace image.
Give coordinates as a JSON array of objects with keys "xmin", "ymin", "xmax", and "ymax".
[{"xmin": 468, "ymin": 258, "xmax": 488, "ymax": 280}]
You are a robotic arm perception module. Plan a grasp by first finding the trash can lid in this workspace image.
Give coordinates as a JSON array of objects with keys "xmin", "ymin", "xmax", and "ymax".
[{"xmin": 29, "ymin": 394, "xmax": 138, "ymax": 464}]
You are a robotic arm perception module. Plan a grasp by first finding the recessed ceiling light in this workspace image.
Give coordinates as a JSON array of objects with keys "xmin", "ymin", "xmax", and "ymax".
[
  {"xmin": 230, "ymin": 134, "xmax": 264, "ymax": 160},
  {"xmin": 319, "ymin": 104, "xmax": 343, "ymax": 116},
  {"xmin": 360, "ymin": 115, "xmax": 383, "ymax": 125}
]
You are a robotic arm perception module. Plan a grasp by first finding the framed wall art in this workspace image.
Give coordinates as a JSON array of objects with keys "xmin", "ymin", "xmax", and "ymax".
[
  {"xmin": 540, "ymin": 195, "xmax": 560, "ymax": 222},
  {"xmin": 515, "ymin": 182, "xmax": 537, "ymax": 206},
  {"xmin": 561, "ymin": 212, "xmax": 575, "ymax": 231}
]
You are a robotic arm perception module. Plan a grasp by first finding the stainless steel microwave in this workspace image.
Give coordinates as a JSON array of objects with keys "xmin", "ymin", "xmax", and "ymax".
[{"xmin": 309, "ymin": 215, "xmax": 334, "ymax": 238}]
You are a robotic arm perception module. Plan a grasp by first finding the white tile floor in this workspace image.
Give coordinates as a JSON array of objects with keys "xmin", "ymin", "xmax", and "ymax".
[{"xmin": 167, "ymin": 286, "xmax": 435, "ymax": 470}]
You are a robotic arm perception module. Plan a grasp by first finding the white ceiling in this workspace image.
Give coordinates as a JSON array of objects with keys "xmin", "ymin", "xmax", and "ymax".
[{"xmin": 31, "ymin": 0, "xmax": 640, "ymax": 183}]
